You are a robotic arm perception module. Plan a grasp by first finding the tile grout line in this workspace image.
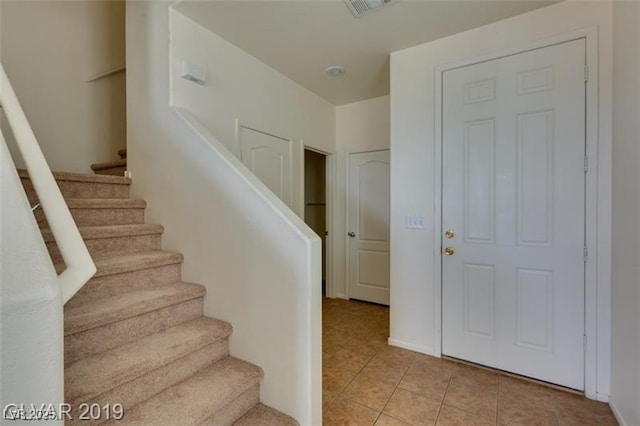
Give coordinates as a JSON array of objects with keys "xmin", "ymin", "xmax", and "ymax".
[
  {"xmin": 375, "ymin": 353, "xmax": 415, "ymax": 425},
  {"xmin": 330, "ymin": 331, "xmax": 388, "ymax": 423},
  {"xmin": 433, "ymin": 369, "xmax": 454, "ymax": 425},
  {"xmin": 547, "ymin": 386, "xmax": 561, "ymax": 426}
]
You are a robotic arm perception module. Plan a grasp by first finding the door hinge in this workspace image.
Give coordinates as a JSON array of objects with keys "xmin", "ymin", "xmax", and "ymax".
[
  {"xmin": 584, "ymin": 155, "xmax": 589, "ymax": 172},
  {"xmin": 584, "ymin": 246, "xmax": 589, "ymax": 262},
  {"xmin": 584, "ymin": 65, "xmax": 589, "ymax": 83},
  {"xmin": 584, "ymin": 335, "xmax": 588, "ymax": 353}
]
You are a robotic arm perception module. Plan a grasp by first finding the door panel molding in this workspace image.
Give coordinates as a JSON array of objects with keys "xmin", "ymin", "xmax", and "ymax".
[
  {"xmin": 433, "ymin": 27, "xmax": 608, "ymax": 400},
  {"xmin": 235, "ymin": 120, "xmax": 303, "ymax": 218}
]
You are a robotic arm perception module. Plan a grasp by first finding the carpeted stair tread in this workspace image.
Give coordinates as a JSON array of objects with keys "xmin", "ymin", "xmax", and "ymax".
[
  {"xmin": 42, "ymin": 224, "xmax": 163, "ymax": 243},
  {"xmin": 64, "ymin": 282, "xmax": 205, "ymax": 335},
  {"xmin": 234, "ymin": 403, "xmax": 299, "ymax": 426},
  {"xmin": 110, "ymin": 357, "xmax": 264, "ymax": 425},
  {"xmin": 91, "ymin": 159, "xmax": 127, "ymax": 172},
  {"xmin": 65, "ymin": 317, "xmax": 232, "ymax": 405},
  {"xmin": 55, "ymin": 250, "xmax": 183, "ymax": 276},
  {"xmin": 18, "ymin": 168, "xmax": 131, "ymax": 185},
  {"xmin": 63, "ymin": 198, "xmax": 146, "ymax": 209}
]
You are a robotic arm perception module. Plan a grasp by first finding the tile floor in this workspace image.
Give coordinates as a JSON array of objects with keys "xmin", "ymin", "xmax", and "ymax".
[{"xmin": 322, "ymin": 298, "xmax": 618, "ymax": 425}]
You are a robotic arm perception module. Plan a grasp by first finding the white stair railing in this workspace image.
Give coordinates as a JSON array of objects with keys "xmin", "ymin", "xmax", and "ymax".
[{"xmin": 0, "ymin": 63, "xmax": 96, "ymax": 303}]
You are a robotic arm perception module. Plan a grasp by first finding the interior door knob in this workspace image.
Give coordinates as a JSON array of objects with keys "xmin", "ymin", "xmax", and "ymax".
[
  {"xmin": 444, "ymin": 246, "xmax": 455, "ymax": 256},
  {"xmin": 348, "ymin": 232, "xmax": 356, "ymax": 238},
  {"xmin": 444, "ymin": 230, "xmax": 455, "ymax": 239}
]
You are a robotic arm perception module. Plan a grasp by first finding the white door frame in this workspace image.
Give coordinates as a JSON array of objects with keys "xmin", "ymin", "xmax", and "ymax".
[
  {"xmin": 304, "ymin": 145, "xmax": 335, "ymax": 300},
  {"xmin": 433, "ymin": 27, "xmax": 610, "ymax": 402}
]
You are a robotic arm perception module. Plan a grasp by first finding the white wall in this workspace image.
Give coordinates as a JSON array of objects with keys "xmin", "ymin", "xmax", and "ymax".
[
  {"xmin": 127, "ymin": 2, "xmax": 321, "ymax": 424},
  {"xmin": 170, "ymin": 11, "xmax": 335, "ymax": 159},
  {"xmin": 334, "ymin": 95, "xmax": 390, "ymax": 298},
  {"xmin": 610, "ymin": 2, "xmax": 640, "ymax": 424},
  {"xmin": 1, "ymin": 0, "xmax": 125, "ymax": 173},
  {"xmin": 390, "ymin": 0, "xmax": 612, "ymax": 398},
  {"xmin": 0, "ymin": 138, "xmax": 64, "ymax": 424}
]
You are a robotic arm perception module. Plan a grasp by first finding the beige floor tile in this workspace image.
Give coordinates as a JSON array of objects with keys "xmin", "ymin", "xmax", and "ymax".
[
  {"xmin": 452, "ymin": 363, "xmax": 499, "ymax": 387},
  {"xmin": 550, "ymin": 389, "xmax": 618, "ymax": 426},
  {"xmin": 436, "ymin": 404, "xmax": 496, "ymax": 425},
  {"xmin": 372, "ymin": 346, "xmax": 416, "ymax": 367},
  {"xmin": 344, "ymin": 337, "xmax": 387, "ymax": 357},
  {"xmin": 324, "ymin": 363, "xmax": 357, "ymax": 396},
  {"xmin": 342, "ymin": 375, "xmax": 396, "ymax": 411},
  {"xmin": 327, "ymin": 348, "xmax": 375, "ymax": 375},
  {"xmin": 361, "ymin": 356, "xmax": 411, "ymax": 386},
  {"xmin": 497, "ymin": 376, "xmax": 555, "ymax": 425},
  {"xmin": 374, "ymin": 414, "xmax": 411, "ymax": 425},
  {"xmin": 444, "ymin": 376, "xmax": 498, "ymax": 420},
  {"xmin": 398, "ymin": 362, "xmax": 451, "ymax": 402},
  {"xmin": 324, "ymin": 389, "xmax": 339, "ymax": 409},
  {"xmin": 323, "ymin": 397, "xmax": 379, "ymax": 426},
  {"xmin": 322, "ymin": 298, "xmax": 609, "ymax": 426},
  {"xmin": 383, "ymin": 388, "xmax": 441, "ymax": 426}
]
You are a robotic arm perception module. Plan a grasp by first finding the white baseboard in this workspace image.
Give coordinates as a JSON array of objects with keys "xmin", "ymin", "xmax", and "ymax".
[
  {"xmin": 387, "ymin": 338, "xmax": 435, "ymax": 356},
  {"xmin": 609, "ymin": 399, "xmax": 629, "ymax": 426},
  {"xmin": 596, "ymin": 392, "xmax": 610, "ymax": 403}
]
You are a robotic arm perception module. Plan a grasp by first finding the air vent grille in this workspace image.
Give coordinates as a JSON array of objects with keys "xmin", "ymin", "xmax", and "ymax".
[{"xmin": 344, "ymin": 0, "xmax": 396, "ymax": 18}]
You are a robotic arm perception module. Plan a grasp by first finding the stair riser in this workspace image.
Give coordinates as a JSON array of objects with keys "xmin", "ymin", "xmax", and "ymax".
[
  {"xmin": 68, "ymin": 264, "xmax": 182, "ymax": 306},
  {"xmin": 94, "ymin": 166, "xmax": 126, "ymax": 177},
  {"xmin": 204, "ymin": 385, "xmax": 261, "ymax": 426},
  {"xmin": 35, "ymin": 207, "xmax": 145, "ymax": 228},
  {"xmin": 47, "ymin": 233, "xmax": 162, "ymax": 264},
  {"xmin": 65, "ymin": 298, "xmax": 204, "ymax": 366},
  {"xmin": 67, "ymin": 341, "xmax": 229, "ymax": 426},
  {"xmin": 21, "ymin": 178, "xmax": 130, "ymax": 200}
]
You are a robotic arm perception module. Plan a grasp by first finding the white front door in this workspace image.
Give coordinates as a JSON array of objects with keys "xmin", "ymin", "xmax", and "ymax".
[
  {"xmin": 348, "ymin": 150, "xmax": 390, "ymax": 305},
  {"xmin": 239, "ymin": 125, "xmax": 300, "ymax": 215},
  {"xmin": 442, "ymin": 39, "xmax": 586, "ymax": 389}
]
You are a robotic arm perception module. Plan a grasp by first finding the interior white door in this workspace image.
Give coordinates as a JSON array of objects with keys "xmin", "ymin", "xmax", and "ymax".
[
  {"xmin": 348, "ymin": 150, "xmax": 390, "ymax": 305},
  {"xmin": 239, "ymin": 126, "xmax": 298, "ymax": 213},
  {"xmin": 442, "ymin": 39, "xmax": 586, "ymax": 389}
]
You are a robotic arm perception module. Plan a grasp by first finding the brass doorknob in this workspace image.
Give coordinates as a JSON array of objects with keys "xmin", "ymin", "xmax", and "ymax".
[
  {"xmin": 444, "ymin": 230, "xmax": 455, "ymax": 239},
  {"xmin": 444, "ymin": 247, "xmax": 455, "ymax": 256}
]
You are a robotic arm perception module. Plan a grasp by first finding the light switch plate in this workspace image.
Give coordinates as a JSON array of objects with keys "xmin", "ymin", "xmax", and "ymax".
[{"xmin": 406, "ymin": 215, "xmax": 425, "ymax": 229}]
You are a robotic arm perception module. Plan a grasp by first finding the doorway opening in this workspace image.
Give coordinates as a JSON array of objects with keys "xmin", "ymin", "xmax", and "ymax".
[{"xmin": 304, "ymin": 148, "xmax": 329, "ymax": 296}]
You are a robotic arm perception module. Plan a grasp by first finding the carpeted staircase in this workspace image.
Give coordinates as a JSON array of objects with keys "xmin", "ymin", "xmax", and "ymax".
[{"xmin": 19, "ymin": 169, "xmax": 298, "ymax": 425}]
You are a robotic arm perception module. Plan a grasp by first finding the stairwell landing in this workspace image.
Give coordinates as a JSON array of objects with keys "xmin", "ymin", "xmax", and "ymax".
[{"xmin": 19, "ymin": 168, "xmax": 298, "ymax": 425}]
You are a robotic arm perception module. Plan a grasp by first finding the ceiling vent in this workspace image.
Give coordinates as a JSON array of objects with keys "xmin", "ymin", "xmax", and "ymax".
[{"xmin": 344, "ymin": 0, "xmax": 396, "ymax": 18}]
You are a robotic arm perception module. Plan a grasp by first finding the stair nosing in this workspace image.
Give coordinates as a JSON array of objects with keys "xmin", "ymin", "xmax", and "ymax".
[
  {"xmin": 63, "ymin": 198, "xmax": 146, "ymax": 209},
  {"xmin": 18, "ymin": 169, "xmax": 131, "ymax": 185},
  {"xmin": 65, "ymin": 317, "xmax": 233, "ymax": 405},
  {"xmin": 54, "ymin": 250, "xmax": 183, "ymax": 277},
  {"xmin": 42, "ymin": 224, "xmax": 163, "ymax": 243},
  {"xmin": 64, "ymin": 282, "xmax": 205, "ymax": 336}
]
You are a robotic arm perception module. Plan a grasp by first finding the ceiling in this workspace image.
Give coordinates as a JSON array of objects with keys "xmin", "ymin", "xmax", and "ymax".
[{"xmin": 174, "ymin": 1, "xmax": 557, "ymax": 106}]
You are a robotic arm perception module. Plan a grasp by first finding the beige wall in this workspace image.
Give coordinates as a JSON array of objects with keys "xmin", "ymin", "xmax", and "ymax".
[
  {"xmin": 334, "ymin": 95, "xmax": 390, "ymax": 298},
  {"xmin": 1, "ymin": 0, "xmax": 126, "ymax": 173},
  {"xmin": 611, "ymin": 2, "xmax": 640, "ymax": 424},
  {"xmin": 170, "ymin": 11, "xmax": 335, "ymax": 157}
]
